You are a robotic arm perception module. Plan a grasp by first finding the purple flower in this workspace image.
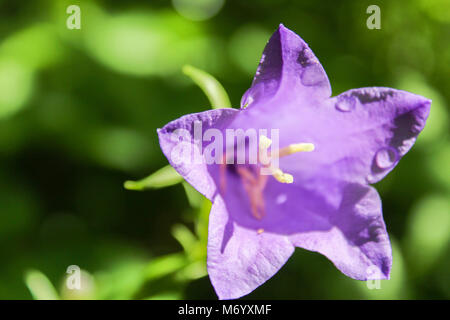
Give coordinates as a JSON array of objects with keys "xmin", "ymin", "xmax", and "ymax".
[{"xmin": 158, "ymin": 25, "xmax": 431, "ymax": 299}]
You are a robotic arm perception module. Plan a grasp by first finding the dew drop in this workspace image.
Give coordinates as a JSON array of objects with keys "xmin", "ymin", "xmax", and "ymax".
[
  {"xmin": 276, "ymin": 194, "xmax": 287, "ymax": 204},
  {"xmin": 374, "ymin": 147, "xmax": 398, "ymax": 169},
  {"xmin": 335, "ymin": 96, "xmax": 356, "ymax": 112},
  {"xmin": 366, "ymin": 174, "xmax": 376, "ymax": 184},
  {"xmin": 301, "ymin": 64, "xmax": 324, "ymax": 86},
  {"xmin": 240, "ymin": 89, "xmax": 254, "ymax": 108}
]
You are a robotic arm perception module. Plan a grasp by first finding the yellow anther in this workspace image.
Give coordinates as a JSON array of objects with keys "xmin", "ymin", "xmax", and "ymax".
[
  {"xmin": 258, "ymin": 136, "xmax": 312, "ymax": 185},
  {"xmin": 259, "ymin": 135, "xmax": 272, "ymax": 165},
  {"xmin": 259, "ymin": 135, "xmax": 272, "ymax": 149},
  {"xmin": 272, "ymin": 168, "xmax": 294, "ymax": 184},
  {"xmin": 278, "ymin": 143, "xmax": 315, "ymax": 158},
  {"xmin": 233, "ymin": 136, "xmax": 314, "ymax": 220},
  {"xmin": 257, "ymin": 228, "xmax": 264, "ymax": 234}
]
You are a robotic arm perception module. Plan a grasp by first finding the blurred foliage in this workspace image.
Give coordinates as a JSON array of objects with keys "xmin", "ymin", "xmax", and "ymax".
[
  {"xmin": 0, "ymin": 0, "xmax": 448, "ymax": 299},
  {"xmin": 124, "ymin": 165, "xmax": 183, "ymax": 191}
]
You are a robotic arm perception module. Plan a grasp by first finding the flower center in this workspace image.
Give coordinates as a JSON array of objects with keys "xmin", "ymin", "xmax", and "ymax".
[
  {"xmin": 258, "ymin": 135, "xmax": 314, "ymax": 184},
  {"xmin": 220, "ymin": 135, "xmax": 314, "ymax": 221}
]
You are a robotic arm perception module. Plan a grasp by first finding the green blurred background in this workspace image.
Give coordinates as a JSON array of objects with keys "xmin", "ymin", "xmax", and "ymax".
[{"xmin": 0, "ymin": 0, "xmax": 449, "ymax": 299}]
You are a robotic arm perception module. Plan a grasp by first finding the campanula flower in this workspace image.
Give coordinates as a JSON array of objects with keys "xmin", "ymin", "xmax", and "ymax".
[{"xmin": 158, "ymin": 24, "xmax": 431, "ymax": 299}]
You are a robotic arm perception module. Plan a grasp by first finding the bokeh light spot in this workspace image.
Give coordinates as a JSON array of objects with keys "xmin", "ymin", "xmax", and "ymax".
[
  {"xmin": 0, "ymin": 59, "xmax": 34, "ymax": 119},
  {"xmin": 406, "ymin": 195, "xmax": 450, "ymax": 275},
  {"xmin": 172, "ymin": 0, "xmax": 225, "ymax": 21},
  {"xmin": 228, "ymin": 25, "xmax": 271, "ymax": 76}
]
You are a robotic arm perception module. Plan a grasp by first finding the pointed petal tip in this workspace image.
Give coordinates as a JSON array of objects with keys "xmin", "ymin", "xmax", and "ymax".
[
  {"xmin": 275, "ymin": 23, "xmax": 298, "ymax": 39},
  {"xmin": 379, "ymin": 261, "xmax": 392, "ymax": 281},
  {"xmin": 364, "ymin": 257, "xmax": 392, "ymax": 281},
  {"xmin": 212, "ymin": 281, "xmax": 256, "ymax": 300},
  {"xmin": 411, "ymin": 94, "xmax": 432, "ymax": 123},
  {"xmin": 156, "ymin": 127, "xmax": 166, "ymax": 139},
  {"xmin": 423, "ymin": 97, "xmax": 432, "ymax": 113},
  {"xmin": 384, "ymin": 259, "xmax": 393, "ymax": 280},
  {"xmin": 276, "ymin": 23, "xmax": 294, "ymax": 36},
  {"xmin": 358, "ymin": 271, "xmax": 390, "ymax": 281},
  {"xmin": 209, "ymin": 273, "xmax": 248, "ymax": 300},
  {"xmin": 396, "ymin": 89, "xmax": 432, "ymax": 109},
  {"xmin": 215, "ymin": 290, "xmax": 245, "ymax": 301},
  {"xmin": 411, "ymin": 92, "xmax": 432, "ymax": 107}
]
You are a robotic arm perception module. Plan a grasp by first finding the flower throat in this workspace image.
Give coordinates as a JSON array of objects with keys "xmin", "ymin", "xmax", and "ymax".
[{"xmin": 220, "ymin": 135, "xmax": 314, "ymax": 220}]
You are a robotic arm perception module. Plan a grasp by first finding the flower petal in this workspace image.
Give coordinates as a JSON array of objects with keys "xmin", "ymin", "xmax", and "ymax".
[
  {"xmin": 327, "ymin": 87, "xmax": 431, "ymax": 184},
  {"xmin": 207, "ymin": 194, "xmax": 294, "ymax": 300},
  {"xmin": 211, "ymin": 172, "xmax": 391, "ymax": 285},
  {"xmin": 285, "ymin": 179, "xmax": 392, "ymax": 280},
  {"xmin": 270, "ymin": 87, "xmax": 431, "ymax": 185},
  {"xmin": 241, "ymin": 24, "xmax": 331, "ymax": 108},
  {"xmin": 157, "ymin": 109, "xmax": 238, "ymax": 200}
]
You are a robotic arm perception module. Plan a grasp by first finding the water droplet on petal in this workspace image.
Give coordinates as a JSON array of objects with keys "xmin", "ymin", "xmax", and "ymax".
[
  {"xmin": 335, "ymin": 96, "xmax": 356, "ymax": 112},
  {"xmin": 276, "ymin": 194, "xmax": 287, "ymax": 204},
  {"xmin": 240, "ymin": 88, "xmax": 253, "ymax": 108},
  {"xmin": 240, "ymin": 83, "xmax": 267, "ymax": 108},
  {"xmin": 374, "ymin": 147, "xmax": 398, "ymax": 169},
  {"xmin": 366, "ymin": 174, "xmax": 376, "ymax": 184},
  {"xmin": 301, "ymin": 64, "xmax": 324, "ymax": 86}
]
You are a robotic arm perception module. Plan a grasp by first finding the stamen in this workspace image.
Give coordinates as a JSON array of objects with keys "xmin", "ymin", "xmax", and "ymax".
[
  {"xmin": 259, "ymin": 135, "xmax": 272, "ymax": 149},
  {"xmin": 234, "ymin": 136, "xmax": 314, "ymax": 220},
  {"xmin": 272, "ymin": 168, "xmax": 294, "ymax": 184},
  {"xmin": 258, "ymin": 135, "xmax": 272, "ymax": 165},
  {"xmin": 277, "ymin": 143, "xmax": 315, "ymax": 158},
  {"xmin": 257, "ymin": 228, "xmax": 264, "ymax": 234}
]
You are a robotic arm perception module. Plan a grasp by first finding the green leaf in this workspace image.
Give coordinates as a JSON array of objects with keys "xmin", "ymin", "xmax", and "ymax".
[
  {"xmin": 195, "ymin": 198, "xmax": 212, "ymax": 245},
  {"xmin": 61, "ymin": 269, "xmax": 97, "ymax": 300},
  {"xmin": 124, "ymin": 165, "xmax": 183, "ymax": 191},
  {"xmin": 94, "ymin": 260, "xmax": 144, "ymax": 300},
  {"xmin": 182, "ymin": 181, "xmax": 204, "ymax": 208},
  {"xmin": 171, "ymin": 224, "xmax": 198, "ymax": 254},
  {"xmin": 124, "ymin": 66, "xmax": 232, "ymax": 192},
  {"xmin": 24, "ymin": 269, "xmax": 60, "ymax": 300},
  {"xmin": 144, "ymin": 291, "xmax": 182, "ymax": 300},
  {"xmin": 145, "ymin": 253, "xmax": 188, "ymax": 281},
  {"xmin": 175, "ymin": 261, "xmax": 207, "ymax": 281},
  {"xmin": 182, "ymin": 64, "xmax": 232, "ymax": 109}
]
